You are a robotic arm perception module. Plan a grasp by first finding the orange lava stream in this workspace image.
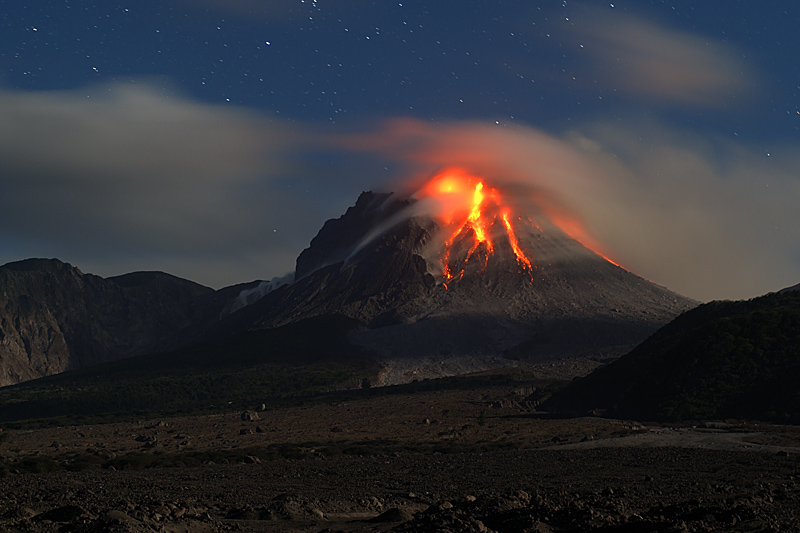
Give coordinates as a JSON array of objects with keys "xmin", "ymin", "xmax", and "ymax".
[
  {"xmin": 545, "ymin": 210, "xmax": 623, "ymax": 268},
  {"xmin": 467, "ymin": 182, "xmax": 491, "ymax": 248},
  {"xmin": 414, "ymin": 167, "xmax": 626, "ymax": 285},
  {"xmin": 441, "ymin": 182, "xmax": 493, "ymax": 283},
  {"xmin": 501, "ymin": 211, "xmax": 533, "ymax": 270},
  {"xmin": 414, "ymin": 168, "xmax": 534, "ymax": 285}
]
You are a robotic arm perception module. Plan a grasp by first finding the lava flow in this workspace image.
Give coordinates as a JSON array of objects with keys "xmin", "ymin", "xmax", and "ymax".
[{"xmin": 413, "ymin": 168, "xmax": 535, "ymax": 284}]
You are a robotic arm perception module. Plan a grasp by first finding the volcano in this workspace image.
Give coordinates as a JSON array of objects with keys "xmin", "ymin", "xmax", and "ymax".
[{"xmin": 226, "ymin": 169, "xmax": 698, "ymax": 384}]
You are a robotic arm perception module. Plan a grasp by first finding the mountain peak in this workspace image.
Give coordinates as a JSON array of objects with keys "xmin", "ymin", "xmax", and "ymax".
[
  {"xmin": 227, "ymin": 176, "xmax": 697, "ymax": 383},
  {"xmin": 1, "ymin": 257, "xmax": 83, "ymax": 276},
  {"xmin": 0, "ymin": 261, "xmax": 218, "ymax": 386},
  {"xmin": 294, "ymin": 191, "xmax": 410, "ymax": 280}
]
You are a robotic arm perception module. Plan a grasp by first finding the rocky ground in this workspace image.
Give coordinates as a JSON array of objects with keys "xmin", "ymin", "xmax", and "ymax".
[{"xmin": 1, "ymin": 384, "xmax": 799, "ymax": 532}]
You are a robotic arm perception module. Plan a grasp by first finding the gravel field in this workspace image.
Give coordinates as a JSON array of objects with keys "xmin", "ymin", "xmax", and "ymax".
[{"xmin": 2, "ymin": 387, "xmax": 799, "ymax": 532}]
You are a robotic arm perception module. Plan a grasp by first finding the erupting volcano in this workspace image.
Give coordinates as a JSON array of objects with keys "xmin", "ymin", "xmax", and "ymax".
[
  {"xmin": 228, "ymin": 169, "xmax": 697, "ymax": 384},
  {"xmin": 413, "ymin": 168, "xmax": 535, "ymax": 286}
]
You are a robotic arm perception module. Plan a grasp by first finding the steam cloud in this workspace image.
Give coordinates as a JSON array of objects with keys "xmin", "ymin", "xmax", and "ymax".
[{"xmin": 341, "ymin": 118, "xmax": 800, "ymax": 302}]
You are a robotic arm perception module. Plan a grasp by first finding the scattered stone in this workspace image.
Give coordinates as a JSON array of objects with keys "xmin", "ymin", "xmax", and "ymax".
[
  {"xmin": 10, "ymin": 507, "xmax": 37, "ymax": 520},
  {"xmin": 104, "ymin": 509, "xmax": 139, "ymax": 526},
  {"xmin": 369, "ymin": 507, "xmax": 414, "ymax": 523},
  {"xmin": 226, "ymin": 505, "xmax": 262, "ymax": 520},
  {"xmin": 95, "ymin": 449, "xmax": 116, "ymax": 460}
]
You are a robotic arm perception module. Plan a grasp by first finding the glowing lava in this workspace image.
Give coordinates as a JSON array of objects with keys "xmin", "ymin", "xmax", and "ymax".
[
  {"xmin": 414, "ymin": 168, "xmax": 534, "ymax": 284},
  {"xmin": 501, "ymin": 210, "xmax": 532, "ymax": 271}
]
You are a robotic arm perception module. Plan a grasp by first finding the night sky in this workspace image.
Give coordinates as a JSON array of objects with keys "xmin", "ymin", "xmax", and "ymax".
[{"xmin": 1, "ymin": 1, "xmax": 798, "ymax": 301}]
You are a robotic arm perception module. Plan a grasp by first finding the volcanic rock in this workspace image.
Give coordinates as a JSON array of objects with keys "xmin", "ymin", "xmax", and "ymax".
[
  {"xmin": 241, "ymin": 410, "xmax": 259, "ymax": 421},
  {"xmin": 370, "ymin": 507, "xmax": 415, "ymax": 523}
]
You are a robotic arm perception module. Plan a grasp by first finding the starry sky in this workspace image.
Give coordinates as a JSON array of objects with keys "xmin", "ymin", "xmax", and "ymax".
[{"xmin": 1, "ymin": 0, "xmax": 798, "ymax": 301}]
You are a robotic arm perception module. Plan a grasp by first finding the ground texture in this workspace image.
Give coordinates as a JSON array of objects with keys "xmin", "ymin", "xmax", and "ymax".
[{"xmin": 1, "ymin": 386, "xmax": 799, "ymax": 532}]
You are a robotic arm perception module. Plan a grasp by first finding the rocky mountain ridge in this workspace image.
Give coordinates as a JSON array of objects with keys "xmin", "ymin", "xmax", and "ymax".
[
  {"xmin": 1, "ymin": 189, "xmax": 699, "ymax": 387},
  {"xmin": 0, "ymin": 259, "xmax": 220, "ymax": 386}
]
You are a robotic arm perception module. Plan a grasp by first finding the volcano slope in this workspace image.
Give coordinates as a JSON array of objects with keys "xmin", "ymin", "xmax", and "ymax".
[{"xmin": 224, "ymin": 183, "xmax": 696, "ymax": 384}]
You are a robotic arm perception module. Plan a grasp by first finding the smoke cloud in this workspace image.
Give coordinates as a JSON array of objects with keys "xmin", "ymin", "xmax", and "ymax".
[
  {"xmin": 0, "ymin": 83, "xmax": 348, "ymax": 286},
  {"xmin": 341, "ymin": 118, "xmax": 800, "ymax": 302}
]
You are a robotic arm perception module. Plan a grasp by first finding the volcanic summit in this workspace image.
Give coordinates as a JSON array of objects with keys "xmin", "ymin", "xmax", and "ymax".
[{"xmin": 228, "ymin": 168, "xmax": 697, "ymax": 384}]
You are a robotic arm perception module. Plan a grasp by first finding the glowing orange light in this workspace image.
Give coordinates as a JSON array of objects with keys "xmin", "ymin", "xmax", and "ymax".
[
  {"xmin": 544, "ymin": 210, "xmax": 622, "ymax": 267},
  {"xmin": 414, "ymin": 168, "xmax": 535, "ymax": 285},
  {"xmin": 501, "ymin": 210, "xmax": 533, "ymax": 270}
]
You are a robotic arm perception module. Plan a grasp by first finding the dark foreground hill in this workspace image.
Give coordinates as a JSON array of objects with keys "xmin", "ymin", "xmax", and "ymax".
[{"xmin": 543, "ymin": 288, "xmax": 800, "ymax": 423}]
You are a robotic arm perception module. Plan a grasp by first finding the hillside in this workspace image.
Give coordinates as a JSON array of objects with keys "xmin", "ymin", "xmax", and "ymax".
[
  {"xmin": 0, "ymin": 259, "xmax": 222, "ymax": 385},
  {"xmin": 543, "ymin": 288, "xmax": 800, "ymax": 423}
]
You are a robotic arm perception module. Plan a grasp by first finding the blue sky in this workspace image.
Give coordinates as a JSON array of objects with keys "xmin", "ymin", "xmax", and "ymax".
[{"xmin": 1, "ymin": 1, "xmax": 798, "ymax": 301}]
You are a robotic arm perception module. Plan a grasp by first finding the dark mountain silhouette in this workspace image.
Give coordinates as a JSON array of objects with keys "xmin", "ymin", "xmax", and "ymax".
[{"xmin": 542, "ymin": 287, "xmax": 800, "ymax": 423}]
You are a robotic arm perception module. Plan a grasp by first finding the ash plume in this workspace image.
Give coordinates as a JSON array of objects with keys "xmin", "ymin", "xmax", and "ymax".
[{"xmin": 339, "ymin": 118, "xmax": 800, "ymax": 302}]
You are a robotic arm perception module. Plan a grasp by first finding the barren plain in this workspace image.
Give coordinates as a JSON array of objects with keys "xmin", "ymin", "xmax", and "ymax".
[{"xmin": 1, "ymin": 382, "xmax": 799, "ymax": 532}]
